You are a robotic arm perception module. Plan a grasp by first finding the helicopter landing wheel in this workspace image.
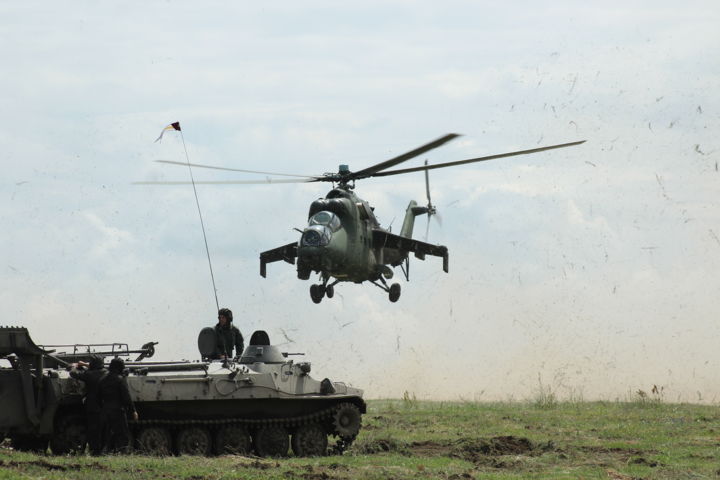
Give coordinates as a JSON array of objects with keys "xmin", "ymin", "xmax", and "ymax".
[
  {"xmin": 310, "ymin": 284, "xmax": 324, "ymax": 304},
  {"xmin": 388, "ymin": 283, "xmax": 401, "ymax": 303},
  {"xmin": 325, "ymin": 284, "xmax": 334, "ymax": 299}
]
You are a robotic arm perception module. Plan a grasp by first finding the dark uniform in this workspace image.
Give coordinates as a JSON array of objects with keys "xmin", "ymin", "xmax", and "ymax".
[
  {"xmin": 69, "ymin": 356, "xmax": 106, "ymax": 455},
  {"xmin": 214, "ymin": 308, "xmax": 244, "ymax": 359},
  {"xmin": 99, "ymin": 358, "xmax": 137, "ymax": 453}
]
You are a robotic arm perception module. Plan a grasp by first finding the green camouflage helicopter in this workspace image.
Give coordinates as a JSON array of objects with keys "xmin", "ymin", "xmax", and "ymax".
[{"xmin": 146, "ymin": 134, "xmax": 584, "ymax": 303}]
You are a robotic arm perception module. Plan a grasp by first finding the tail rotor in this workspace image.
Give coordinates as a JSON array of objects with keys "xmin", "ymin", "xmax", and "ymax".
[{"xmin": 423, "ymin": 160, "xmax": 441, "ymax": 240}]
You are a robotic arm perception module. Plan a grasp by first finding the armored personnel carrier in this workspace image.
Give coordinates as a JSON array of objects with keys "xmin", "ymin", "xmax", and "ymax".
[{"xmin": 0, "ymin": 326, "xmax": 365, "ymax": 456}]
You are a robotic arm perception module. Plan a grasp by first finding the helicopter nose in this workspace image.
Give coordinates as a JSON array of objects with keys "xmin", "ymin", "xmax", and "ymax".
[{"xmin": 300, "ymin": 225, "xmax": 332, "ymax": 247}]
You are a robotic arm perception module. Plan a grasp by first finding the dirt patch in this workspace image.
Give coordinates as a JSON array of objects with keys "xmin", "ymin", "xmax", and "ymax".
[
  {"xmin": 0, "ymin": 459, "xmax": 93, "ymax": 471},
  {"xmin": 285, "ymin": 465, "xmax": 341, "ymax": 480},
  {"xmin": 409, "ymin": 440, "xmax": 451, "ymax": 457},
  {"xmin": 576, "ymin": 445, "xmax": 655, "ymax": 463},
  {"xmin": 355, "ymin": 437, "xmax": 407, "ymax": 454},
  {"xmin": 451, "ymin": 435, "xmax": 534, "ymax": 463},
  {"xmin": 628, "ymin": 457, "xmax": 660, "ymax": 467},
  {"xmin": 241, "ymin": 459, "xmax": 280, "ymax": 470}
]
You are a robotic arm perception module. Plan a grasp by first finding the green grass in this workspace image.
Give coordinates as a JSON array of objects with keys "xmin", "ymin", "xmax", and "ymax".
[{"xmin": 2, "ymin": 400, "xmax": 720, "ymax": 479}]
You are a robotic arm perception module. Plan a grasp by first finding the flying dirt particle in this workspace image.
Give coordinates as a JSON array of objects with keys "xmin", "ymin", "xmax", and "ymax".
[
  {"xmin": 569, "ymin": 120, "xmax": 579, "ymax": 133},
  {"xmin": 656, "ymin": 96, "xmax": 664, "ymax": 102},
  {"xmin": 279, "ymin": 328, "xmax": 294, "ymax": 344},
  {"xmin": 655, "ymin": 173, "xmax": 669, "ymax": 199},
  {"xmin": 709, "ymin": 230, "xmax": 720, "ymax": 246},
  {"xmin": 585, "ymin": 161, "xmax": 596, "ymax": 167},
  {"xmin": 697, "ymin": 105, "xmax": 703, "ymax": 114},
  {"xmin": 568, "ymin": 74, "xmax": 578, "ymax": 94},
  {"xmin": 694, "ymin": 144, "xmax": 706, "ymax": 155},
  {"xmin": 648, "ymin": 122, "xmax": 653, "ymax": 132}
]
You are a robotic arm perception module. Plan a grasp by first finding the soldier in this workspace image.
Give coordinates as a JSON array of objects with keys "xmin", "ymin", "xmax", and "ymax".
[
  {"xmin": 214, "ymin": 308, "xmax": 244, "ymax": 359},
  {"xmin": 69, "ymin": 355, "xmax": 106, "ymax": 455},
  {"xmin": 99, "ymin": 358, "xmax": 138, "ymax": 453}
]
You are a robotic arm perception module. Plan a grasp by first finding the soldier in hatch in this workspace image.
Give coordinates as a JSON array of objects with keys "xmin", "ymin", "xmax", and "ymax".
[
  {"xmin": 214, "ymin": 308, "xmax": 244, "ymax": 359},
  {"xmin": 69, "ymin": 355, "xmax": 106, "ymax": 455}
]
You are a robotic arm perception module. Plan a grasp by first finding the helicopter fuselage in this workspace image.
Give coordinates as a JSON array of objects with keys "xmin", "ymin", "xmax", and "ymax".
[
  {"xmin": 298, "ymin": 188, "xmax": 383, "ymax": 283},
  {"xmin": 260, "ymin": 186, "xmax": 449, "ymax": 303}
]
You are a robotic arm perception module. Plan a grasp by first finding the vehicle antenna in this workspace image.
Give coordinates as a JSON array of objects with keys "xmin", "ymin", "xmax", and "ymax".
[{"xmin": 175, "ymin": 123, "xmax": 220, "ymax": 311}]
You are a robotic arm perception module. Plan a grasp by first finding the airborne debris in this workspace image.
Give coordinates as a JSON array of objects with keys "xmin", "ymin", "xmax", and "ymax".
[
  {"xmin": 655, "ymin": 173, "xmax": 669, "ymax": 199},
  {"xmin": 709, "ymin": 229, "xmax": 720, "ymax": 246},
  {"xmin": 278, "ymin": 328, "xmax": 294, "ymax": 344}
]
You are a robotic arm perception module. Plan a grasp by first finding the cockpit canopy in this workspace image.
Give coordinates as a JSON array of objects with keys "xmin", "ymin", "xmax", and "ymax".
[
  {"xmin": 309, "ymin": 211, "xmax": 341, "ymax": 231},
  {"xmin": 302, "ymin": 211, "xmax": 342, "ymax": 247}
]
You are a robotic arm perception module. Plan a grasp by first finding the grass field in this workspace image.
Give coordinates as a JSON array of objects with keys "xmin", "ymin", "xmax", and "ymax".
[{"xmin": 1, "ymin": 399, "xmax": 719, "ymax": 479}]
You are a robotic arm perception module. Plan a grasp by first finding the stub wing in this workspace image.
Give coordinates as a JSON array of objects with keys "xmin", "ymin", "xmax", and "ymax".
[
  {"xmin": 260, "ymin": 242, "xmax": 298, "ymax": 277},
  {"xmin": 372, "ymin": 230, "xmax": 449, "ymax": 273}
]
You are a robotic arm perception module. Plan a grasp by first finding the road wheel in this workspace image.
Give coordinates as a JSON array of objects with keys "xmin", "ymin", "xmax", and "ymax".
[
  {"xmin": 332, "ymin": 403, "xmax": 362, "ymax": 438},
  {"xmin": 49, "ymin": 415, "xmax": 86, "ymax": 455},
  {"xmin": 253, "ymin": 426, "xmax": 289, "ymax": 457},
  {"xmin": 177, "ymin": 427, "xmax": 212, "ymax": 456},
  {"xmin": 214, "ymin": 425, "xmax": 251, "ymax": 455},
  {"xmin": 136, "ymin": 426, "xmax": 172, "ymax": 456},
  {"xmin": 389, "ymin": 283, "xmax": 401, "ymax": 302},
  {"xmin": 291, "ymin": 424, "xmax": 328, "ymax": 457}
]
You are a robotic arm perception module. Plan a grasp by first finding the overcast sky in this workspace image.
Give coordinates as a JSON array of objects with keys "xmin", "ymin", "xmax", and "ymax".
[{"xmin": 1, "ymin": 1, "xmax": 719, "ymax": 401}]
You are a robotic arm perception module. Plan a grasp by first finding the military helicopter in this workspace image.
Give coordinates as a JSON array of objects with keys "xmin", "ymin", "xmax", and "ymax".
[{"xmin": 143, "ymin": 134, "xmax": 585, "ymax": 303}]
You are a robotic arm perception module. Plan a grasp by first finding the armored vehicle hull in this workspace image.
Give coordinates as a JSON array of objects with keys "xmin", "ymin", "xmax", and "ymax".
[{"xmin": 0, "ymin": 326, "xmax": 365, "ymax": 457}]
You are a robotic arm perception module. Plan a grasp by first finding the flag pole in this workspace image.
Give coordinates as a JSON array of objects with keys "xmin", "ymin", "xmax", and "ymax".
[{"xmin": 176, "ymin": 124, "xmax": 220, "ymax": 312}]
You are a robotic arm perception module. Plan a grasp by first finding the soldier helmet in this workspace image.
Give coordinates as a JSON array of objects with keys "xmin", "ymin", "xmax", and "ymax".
[
  {"xmin": 109, "ymin": 357, "xmax": 125, "ymax": 374},
  {"xmin": 88, "ymin": 355, "xmax": 104, "ymax": 370},
  {"xmin": 218, "ymin": 308, "xmax": 233, "ymax": 322}
]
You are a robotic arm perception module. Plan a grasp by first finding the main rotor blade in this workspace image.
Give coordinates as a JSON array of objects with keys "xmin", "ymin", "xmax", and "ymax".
[
  {"xmin": 349, "ymin": 133, "xmax": 460, "ymax": 180},
  {"xmin": 155, "ymin": 160, "xmax": 320, "ymax": 179},
  {"xmin": 371, "ymin": 140, "xmax": 586, "ymax": 178},
  {"xmin": 133, "ymin": 178, "xmax": 317, "ymax": 185}
]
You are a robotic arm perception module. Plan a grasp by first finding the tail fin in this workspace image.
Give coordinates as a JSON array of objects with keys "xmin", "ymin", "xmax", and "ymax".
[{"xmin": 400, "ymin": 200, "xmax": 429, "ymax": 238}]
